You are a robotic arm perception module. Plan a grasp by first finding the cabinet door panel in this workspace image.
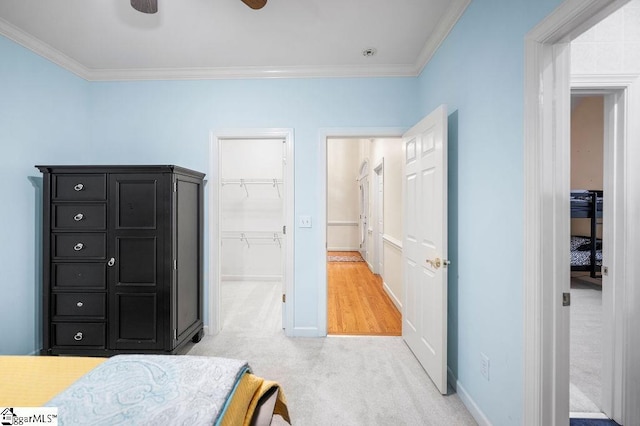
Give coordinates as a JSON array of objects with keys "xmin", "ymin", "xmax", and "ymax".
[
  {"xmin": 109, "ymin": 173, "xmax": 166, "ymax": 351},
  {"xmin": 114, "ymin": 179, "xmax": 158, "ymax": 229},
  {"xmin": 112, "ymin": 293, "xmax": 160, "ymax": 349},
  {"xmin": 115, "ymin": 237, "xmax": 157, "ymax": 286}
]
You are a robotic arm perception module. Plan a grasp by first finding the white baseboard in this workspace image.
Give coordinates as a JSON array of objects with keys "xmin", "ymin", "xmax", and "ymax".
[
  {"xmin": 456, "ymin": 380, "xmax": 492, "ymax": 426},
  {"xmin": 383, "ymin": 281, "xmax": 402, "ymax": 312},
  {"xmin": 221, "ymin": 275, "xmax": 282, "ymax": 282},
  {"xmin": 327, "ymin": 247, "xmax": 360, "ymax": 252}
]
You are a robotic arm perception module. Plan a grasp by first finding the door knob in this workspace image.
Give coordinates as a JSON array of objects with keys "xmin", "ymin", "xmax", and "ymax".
[
  {"xmin": 426, "ymin": 257, "xmax": 442, "ymax": 269},
  {"xmin": 426, "ymin": 257, "xmax": 451, "ymax": 269}
]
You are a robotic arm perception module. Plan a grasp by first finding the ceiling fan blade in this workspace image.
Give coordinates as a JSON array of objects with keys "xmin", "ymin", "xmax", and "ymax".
[
  {"xmin": 240, "ymin": 0, "xmax": 267, "ymax": 10},
  {"xmin": 131, "ymin": 0, "xmax": 158, "ymax": 14}
]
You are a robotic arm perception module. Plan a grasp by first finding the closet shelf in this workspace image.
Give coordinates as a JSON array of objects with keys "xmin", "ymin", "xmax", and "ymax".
[
  {"xmin": 221, "ymin": 178, "xmax": 283, "ymax": 198},
  {"xmin": 221, "ymin": 231, "xmax": 283, "ymax": 248}
]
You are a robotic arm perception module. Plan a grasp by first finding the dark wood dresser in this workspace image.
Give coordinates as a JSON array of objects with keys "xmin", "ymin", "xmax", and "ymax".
[{"xmin": 36, "ymin": 165, "xmax": 205, "ymax": 356}]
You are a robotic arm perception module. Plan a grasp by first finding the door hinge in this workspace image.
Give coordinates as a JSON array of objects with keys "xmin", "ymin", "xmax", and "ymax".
[
  {"xmin": 283, "ymin": 225, "xmax": 286, "ymax": 235},
  {"xmin": 603, "ymin": 266, "xmax": 609, "ymax": 276},
  {"xmin": 562, "ymin": 292, "xmax": 571, "ymax": 307},
  {"xmin": 282, "ymin": 294, "xmax": 286, "ymax": 303},
  {"xmin": 174, "ymin": 329, "xmax": 177, "ymax": 340}
]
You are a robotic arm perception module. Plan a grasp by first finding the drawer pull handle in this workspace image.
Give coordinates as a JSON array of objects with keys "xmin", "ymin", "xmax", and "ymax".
[
  {"xmin": 76, "ymin": 301, "xmax": 83, "ymax": 307},
  {"xmin": 74, "ymin": 213, "xmax": 84, "ymax": 221},
  {"xmin": 74, "ymin": 243, "xmax": 84, "ymax": 251},
  {"xmin": 107, "ymin": 257, "xmax": 115, "ymax": 267},
  {"xmin": 74, "ymin": 183, "xmax": 84, "ymax": 191},
  {"xmin": 74, "ymin": 332, "xmax": 83, "ymax": 341}
]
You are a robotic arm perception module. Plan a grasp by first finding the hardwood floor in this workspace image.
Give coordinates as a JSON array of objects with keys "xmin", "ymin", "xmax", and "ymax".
[{"xmin": 327, "ymin": 251, "xmax": 401, "ymax": 336}]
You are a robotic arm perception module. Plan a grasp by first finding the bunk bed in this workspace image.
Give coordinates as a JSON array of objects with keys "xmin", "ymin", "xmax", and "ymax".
[{"xmin": 570, "ymin": 190, "xmax": 603, "ymax": 278}]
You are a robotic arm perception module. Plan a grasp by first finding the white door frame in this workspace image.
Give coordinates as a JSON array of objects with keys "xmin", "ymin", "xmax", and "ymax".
[
  {"xmin": 523, "ymin": 1, "xmax": 635, "ymax": 424},
  {"xmin": 318, "ymin": 128, "xmax": 405, "ymax": 336},
  {"xmin": 358, "ymin": 160, "xmax": 369, "ymax": 261},
  {"xmin": 208, "ymin": 128, "xmax": 295, "ymax": 336},
  {"xmin": 570, "ymin": 80, "xmax": 630, "ymax": 420}
]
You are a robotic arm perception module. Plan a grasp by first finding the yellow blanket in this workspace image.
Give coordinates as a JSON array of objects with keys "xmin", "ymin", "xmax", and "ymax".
[
  {"xmin": 0, "ymin": 356, "xmax": 106, "ymax": 406},
  {"xmin": 222, "ymin": 372, "xmax": 290, "ymax": 425}
]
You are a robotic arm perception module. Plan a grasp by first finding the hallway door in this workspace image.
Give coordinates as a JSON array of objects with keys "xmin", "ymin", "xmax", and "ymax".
[{"xmin": 402, "ymin": 104, "xmax": 449, "ymax": 394}]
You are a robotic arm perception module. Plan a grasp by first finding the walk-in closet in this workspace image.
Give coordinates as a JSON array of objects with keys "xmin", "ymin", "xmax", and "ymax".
[{"xmin": 219, "ymin": 138, "xmax": 285, "ymax": 332}]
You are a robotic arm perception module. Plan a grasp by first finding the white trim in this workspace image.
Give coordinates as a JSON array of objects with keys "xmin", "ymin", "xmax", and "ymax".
[
  {"xmin": 455, "ymin": 380, "xmax": 491, "ymax": 426},
  {"xmin": 327, "ymin": 221, "xmax": 358, "ymax": 227},
  {"xmin": 0, "ymin": 2, "xmax": 469, "ymax": 81},
  {"xmin": 85, "ymin": 64, "xmax": 417, "ymax": 82},
  {"xmin": 327, "ymin": 246, "xmax": 360, "ymax": 252},
  {"xmin": 319, "ymin": 128, "xmax": 406, "ymax": 337},
  {"xmin": 209, "ymin": 128, "xmax": 294, "ymax": 337},
  {"xmin": 569, "ymin": 412, "xmax": 610, "ymax": 420},
  {"xmin": 414, "ymin": 0, "xmax": 472, "ymax": 75},
  {"xmin": 570, "ymin": 76, "xmax": 639, "ymax": 422},
  {"xmin": 382, "ymin": 281, "xmax": 402, "ymax": 312},
  {"xmin": 0, "ymin": 17, "xmax": 89, "ymax": 79},
  {"xmin": 382, "ymin": 234, "xmax": 403, "ymax": 251},
  {"xmin": 523, "ymin": 1, "xmax": 631, "ymax": 424},
  {"xmin": 221, "ymin": 275, "xmax": 282, "ymax": 282}
]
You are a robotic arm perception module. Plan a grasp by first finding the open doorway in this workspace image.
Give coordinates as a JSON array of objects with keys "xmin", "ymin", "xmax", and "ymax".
[
  {"xmin": 326, "ymin": 137, "xmax": 402, "ymax": 336},
  {"xmin": 208, "ymin": 129, "xmax": 294, "ymax": 337},
  {"xmin": 568, "ymin": 93, "xmax": 605, "ymax": 414}
]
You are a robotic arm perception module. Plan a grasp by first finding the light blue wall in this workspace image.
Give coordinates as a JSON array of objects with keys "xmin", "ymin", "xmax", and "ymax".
[
  {"xmin": 416, "ymin": 0, "xmax": 563, "ymax": 424},
  {"xmin": 0, "ymin": 33, "xmax": 419, "ymax": 354},
  {"xmin": 85, "ymin": 78, "xmax": 419, "ymax": 331},
  {"xmin": 0, "ymin": 36, "xmax": 89, "ymax": 355}
]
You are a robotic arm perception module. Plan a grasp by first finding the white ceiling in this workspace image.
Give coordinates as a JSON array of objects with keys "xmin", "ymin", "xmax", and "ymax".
[{"xmin": 0, "ymin": 0, "xmax": 469, "ymax": 81}]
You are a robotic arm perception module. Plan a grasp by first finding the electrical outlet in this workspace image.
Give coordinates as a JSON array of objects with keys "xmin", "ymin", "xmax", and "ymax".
[
  {"xmin": 481, "ymin": 353, "xmax": 490, "ymax": 381},
  {"xmin": 299, "ymin": 215, "xmax": 312, "ymax": 228}
]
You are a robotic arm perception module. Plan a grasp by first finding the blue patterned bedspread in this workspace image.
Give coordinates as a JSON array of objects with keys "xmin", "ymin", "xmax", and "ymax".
[{"xmin": 45, "ymin": 355, "xmax": 249, "ymax": 425}]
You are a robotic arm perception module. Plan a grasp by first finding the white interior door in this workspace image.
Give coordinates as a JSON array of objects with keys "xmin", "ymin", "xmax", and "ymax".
[
  {"xmin": 374, "ymin": 163, "xmax": 384, "ymax": 275},
  {"xmin": 359, "ymin": 177, "xmax": 369, "ymax": 259},
  {"xmin": 402, "ymin": 104, "xmax": 449, "ymax": 394}
]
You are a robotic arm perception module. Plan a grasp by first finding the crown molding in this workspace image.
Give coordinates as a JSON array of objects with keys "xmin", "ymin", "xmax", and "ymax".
[
  {"xmin": 0, "ymin": 17, "xmax": 89, "ymax": 79},
  {"xmin": 1, "ymin": 0, "xmax": 470, "ymax": 82},
  {"xmin": 413, "ymin": 0, "xmax": 471, "ymax": 76},
  {"xmin": 84, "ymin": 63, "xmax": 417, "ymax": 81}
]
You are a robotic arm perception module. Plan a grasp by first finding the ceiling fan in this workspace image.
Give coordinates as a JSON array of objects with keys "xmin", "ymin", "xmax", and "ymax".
[{"xmin": 130, "ymin": 0, "xmax": 267, "ymax": 14}]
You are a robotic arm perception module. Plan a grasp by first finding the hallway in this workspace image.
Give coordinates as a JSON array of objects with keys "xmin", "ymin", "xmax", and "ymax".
[{"xmin": 327, "ymin": 251, "xmax": 401, "ymax": 336}]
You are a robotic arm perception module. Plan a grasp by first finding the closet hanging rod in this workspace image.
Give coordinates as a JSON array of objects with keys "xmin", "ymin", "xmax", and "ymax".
[
  {"xmin": 221, "ymin": 178, "xmax": 283, "ymax": 185},
  {"xmin": 221, "ymin": 232, "xmax": 283, "ymax": 248},
  {"xmin": 221, "ymin": 178, "xmax": 282, "ymax": 198}
]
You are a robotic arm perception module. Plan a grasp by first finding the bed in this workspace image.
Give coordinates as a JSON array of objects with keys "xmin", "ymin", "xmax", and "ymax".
[
  {"xmin": 0, "ymin": 355, "xmax": 290, "ymax": 426},
  {"xmin": 570, "ymin": 190, "xmax": 603, "ymax": 278}
]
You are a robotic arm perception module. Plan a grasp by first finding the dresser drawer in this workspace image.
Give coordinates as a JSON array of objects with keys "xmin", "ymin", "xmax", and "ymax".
[
  {"xmin": 53, "ymin": 293, "xmax": 105, "ymax": 318},
  {"xmin": 53, "ymin": 323, "xmax": 105, "ymax": 347},
  {"xmin": 53, "ymin": 263, "xmax": 106, "ymax": 289},
  {"xmin": 53, "ymin": 204, "xmax": 106, "ymax": 230},
  {"xmin": 53, "ymin": 233, "xmax": 106, "ymax": 259},
  {"xmin": 53, "ymin": 174, "xmax": 106, "ymax": 201}
]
